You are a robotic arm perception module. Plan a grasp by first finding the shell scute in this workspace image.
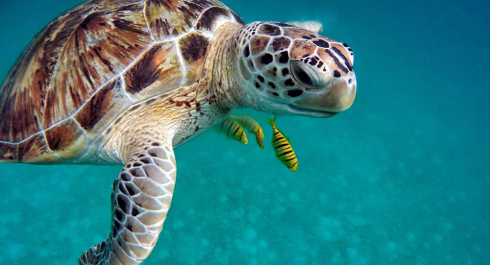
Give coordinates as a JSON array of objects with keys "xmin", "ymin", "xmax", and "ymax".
[
  {"xmin": 74, "ymin": 77, "xmax": 131, "ymax": 138},
  {"xmin": 195, "ymin": 6, "xmax": 230, "ymax": 31},
  {"xmin": 43, "ymin": 2, "xmax": 151, "ymax": 128},
  {"xmin": 17, "ymin": 133, "xmax": 62, "ymax": 163},
  {"xmin": 0, "ymin": 142, "xmax": 18, "ymax": 162},
  {"xmin": 44, "ymin": 119, "xmax": 88, "ymax": 159},
  {"xmin": 124, "ymin": 41, "xmax": 183, "ymax": 100},
  {"xmin": 0, "ymin": 0, "xmax": 246, "ymax": 162},
  {"xmin": 144, "ymin": 0, "xmax": 228, "ymax": 41},
  {"xmin": 0, "ymin": 3, "xmax": 96, "ymax": 142},
  {"xmin": 178, "ymin": 32, "xmax": 209, "ymax": 84}
]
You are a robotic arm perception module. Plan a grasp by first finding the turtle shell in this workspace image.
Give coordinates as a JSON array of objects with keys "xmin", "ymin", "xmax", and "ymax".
[{"xmin": 0, "ymin": 0, "xmax": 244, "ymax": 163}]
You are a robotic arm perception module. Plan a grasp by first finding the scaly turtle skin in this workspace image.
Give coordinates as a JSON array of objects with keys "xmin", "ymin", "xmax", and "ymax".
[{"xmin": 0, "ymin": 0, "xmax": 357, "ymax": 264}]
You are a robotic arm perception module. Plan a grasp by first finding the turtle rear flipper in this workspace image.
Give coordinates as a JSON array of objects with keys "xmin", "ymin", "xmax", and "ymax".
[{"xmin": 79, "ymin": 139, "xmax": 176, "ymax": 265}]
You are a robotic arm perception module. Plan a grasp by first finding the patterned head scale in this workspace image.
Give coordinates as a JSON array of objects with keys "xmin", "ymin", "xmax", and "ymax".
[{"xmin": 236, "ymin": 22, "xmax": 356, "ymax": 117}]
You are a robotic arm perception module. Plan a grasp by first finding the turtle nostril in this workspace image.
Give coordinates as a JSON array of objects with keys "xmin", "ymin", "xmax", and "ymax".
[{"xmin": 348, "ymin": 79, "xmax": 352, "ymax": 84}]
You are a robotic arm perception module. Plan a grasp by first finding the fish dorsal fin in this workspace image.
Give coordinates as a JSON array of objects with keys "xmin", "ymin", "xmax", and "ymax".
[{"xmin": 286, "ymin": 21, "xmax": 323, "ymax": 33}]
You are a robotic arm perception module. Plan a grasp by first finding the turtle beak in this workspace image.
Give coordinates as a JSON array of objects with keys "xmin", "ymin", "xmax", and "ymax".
[{"xmin": 292, "ymin": 72, "xmax": 356, "ymax": 114}]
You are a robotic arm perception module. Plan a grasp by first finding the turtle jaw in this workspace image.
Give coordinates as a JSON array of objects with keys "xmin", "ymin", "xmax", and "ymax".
[
  {"xmin": 265, "ymin": 100, "xmax": 339, "ymax": 117},
  {"xmin": 289, "ymin": 74, "xmax": 357, "ymax": 116},
  {"xmin": 286, "ymin": 104, "xmax": 340, "ymax": 117},
  {"xmin": 256, "ymin": 74, "xmax": 356, "ymax": 118}
]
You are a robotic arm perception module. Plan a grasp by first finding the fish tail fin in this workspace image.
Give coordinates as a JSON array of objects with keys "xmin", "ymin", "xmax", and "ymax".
[
  {"xmin": 266, "ymin": 115, "xmax": 277, "ymax": 127},
  {"xmin": 214, "ymin": 118, "xmax": 228, "ymax": 133}
]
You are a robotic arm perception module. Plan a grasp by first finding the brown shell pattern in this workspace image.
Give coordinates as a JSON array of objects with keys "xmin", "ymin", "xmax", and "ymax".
[{"xmin": 0, "ymin": 0, "xmax": 244, "ymax": 162}]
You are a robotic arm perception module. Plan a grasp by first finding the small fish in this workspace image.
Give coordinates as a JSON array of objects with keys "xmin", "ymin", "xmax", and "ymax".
[
  {"xmin": 231, "ymin": 115, "xmax": 264, "ymax": 149},
  {"xmin": 254, "ymin": 132, "xmax": 264, "ymax": 149},
  {"xmin": 266, "ymin": 115, "xmax": 298, "ymax": 172},
  {"xmin": 217, "ymin": 117, "xmax": 248, "ymax": 144}
]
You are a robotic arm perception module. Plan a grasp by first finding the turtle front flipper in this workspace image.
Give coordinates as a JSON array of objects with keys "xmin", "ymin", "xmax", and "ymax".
[
  {"xmin": 285, "ymin": 21, "xmax": 323, "ymax": 33},
  {"xmin": 79, "ymin": 141, "xmax": 176, "ymax": 265}
]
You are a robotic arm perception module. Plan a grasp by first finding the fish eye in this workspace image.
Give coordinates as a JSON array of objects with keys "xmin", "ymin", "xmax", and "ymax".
[{"xmin": 290, "ymin": 61, "xmax": 328, "ymax": 89}]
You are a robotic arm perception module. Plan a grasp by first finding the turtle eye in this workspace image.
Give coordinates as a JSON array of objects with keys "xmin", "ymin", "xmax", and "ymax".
[
  {"xmin": 292, "ymin": 65, "xmax": 312, "ymax": 86},
  {"xmin": 291, "ymin": 61, "xmax": 330, "ymax": 89}
]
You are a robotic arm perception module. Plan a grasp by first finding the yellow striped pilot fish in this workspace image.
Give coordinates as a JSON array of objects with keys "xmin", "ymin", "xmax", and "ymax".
[
  {"xmin": 231, "ymin": 115, "xmax": 264, "ymax": 149},
  {"xmin": 266, "ymin": 115, "xmax": 298, "ymax": 172},
  {"xmin": 217, "ymin": 117, "xmax": 248, "ymax": 144},
  {"xmin": 254, "ymin": 132, "xmax": 265, "ymax": 149}
]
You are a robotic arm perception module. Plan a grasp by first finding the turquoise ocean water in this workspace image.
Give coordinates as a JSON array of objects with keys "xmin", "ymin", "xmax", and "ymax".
[{"xmin": 0, "ymin": 0, "xmax": 489, "ymax": 264}]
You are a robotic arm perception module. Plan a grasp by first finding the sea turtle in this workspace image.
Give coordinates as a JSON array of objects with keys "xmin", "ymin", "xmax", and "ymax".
[{"xmin": 0, "ymin": 0, "xmax": 356, "ymax": 263}]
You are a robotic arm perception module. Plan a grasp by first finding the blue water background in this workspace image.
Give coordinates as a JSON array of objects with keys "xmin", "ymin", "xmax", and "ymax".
[{"xmin": 0, "ymin": 0, "xmax": 489, "ymax": 264}]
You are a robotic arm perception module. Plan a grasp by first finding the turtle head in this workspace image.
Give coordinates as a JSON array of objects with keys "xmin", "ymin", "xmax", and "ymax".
[{"xmin": 234, "ymin": 22, "xmax": 356, "ymax": 117}]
